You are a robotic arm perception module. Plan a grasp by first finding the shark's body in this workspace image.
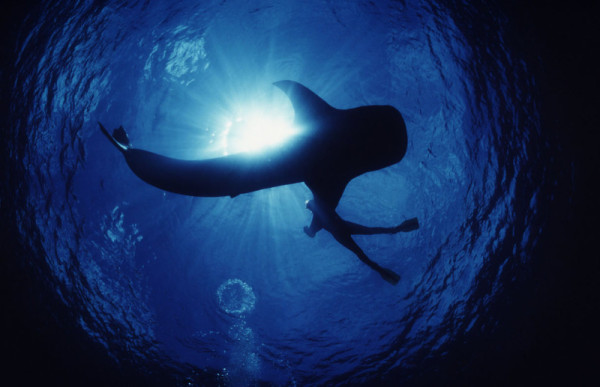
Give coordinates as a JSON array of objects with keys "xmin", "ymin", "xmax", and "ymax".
[{"xmin": 100, "ymin": 80, "xmax": 415, "ymax": 284}]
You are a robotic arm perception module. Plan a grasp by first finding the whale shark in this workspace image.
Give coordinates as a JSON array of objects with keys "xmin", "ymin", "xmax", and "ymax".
[{"xmin": 99, "ymin": 80, "xmax": 418, "ymax": 284}]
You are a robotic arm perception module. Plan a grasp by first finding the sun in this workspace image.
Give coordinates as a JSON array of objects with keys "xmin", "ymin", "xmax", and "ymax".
[{"xmin": 222, "ymin": 108, "xmax": 299, "ymax": 155}]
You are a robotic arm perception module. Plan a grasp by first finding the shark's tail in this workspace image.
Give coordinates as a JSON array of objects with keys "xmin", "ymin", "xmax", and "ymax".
[{"xmin": 98, "ymin": 122, "xmax": 130, "ymax": 153}]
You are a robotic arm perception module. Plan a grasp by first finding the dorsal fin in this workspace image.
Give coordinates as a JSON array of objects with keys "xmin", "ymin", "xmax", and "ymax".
[{"xmin": 273, "ymin": 80, "xmax": 335, "ymax": 126}]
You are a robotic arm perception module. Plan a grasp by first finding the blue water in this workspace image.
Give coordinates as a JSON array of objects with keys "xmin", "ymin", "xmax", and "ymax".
[{"xmin": 4, "ymin": 0, "xmax": 578, "ymax": 385}]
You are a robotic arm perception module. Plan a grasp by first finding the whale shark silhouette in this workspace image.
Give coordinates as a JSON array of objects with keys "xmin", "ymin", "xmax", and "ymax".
[{"xmin": 99, "ymin": 80, "xmax": 418, "ymax": 284}]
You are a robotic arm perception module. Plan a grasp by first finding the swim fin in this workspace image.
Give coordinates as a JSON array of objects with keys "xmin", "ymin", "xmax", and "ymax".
[
  {"xmin": 395, "ymin": 217, "xmax": 419, "ymax": 233},
  {"xmin": 378, "ymin": 267, "xmax": 400, "ymax": 285}
]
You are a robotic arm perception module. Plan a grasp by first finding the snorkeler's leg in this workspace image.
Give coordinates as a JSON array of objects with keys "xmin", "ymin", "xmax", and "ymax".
[
  {"xmin": 343, "ymin": 221, "xmax": 398, "ymax": 235},
  {"xmin": 343, "ymin": 217, "xmax": 420, "ymax": 235},
  {"xmin": 333, "ymin": 233, "xmax": 400, "ymax": 285}
]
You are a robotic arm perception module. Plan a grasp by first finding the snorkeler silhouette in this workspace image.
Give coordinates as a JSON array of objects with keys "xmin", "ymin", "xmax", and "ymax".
[
  {"xmin": 304, "ymin": 199, "xmax": 418, "ymax": 284},
  {"xmin": 99, "ymin": 80, "xmax": 418, "ymax": 285}
]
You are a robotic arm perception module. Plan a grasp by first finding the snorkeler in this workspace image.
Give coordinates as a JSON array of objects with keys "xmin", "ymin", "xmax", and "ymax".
[{"xmin": 304, "ymin": 199, "xmax": 419, "ymax": 285}]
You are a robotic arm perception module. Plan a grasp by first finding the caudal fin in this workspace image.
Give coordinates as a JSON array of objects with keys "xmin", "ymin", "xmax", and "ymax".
[
  {"xmin": 113, "ymin": 126, "xmax": 130, "ymax": 147},
  {"xmin": 98, "ymin": 122, "xmax": 130, "ymax": 153}
]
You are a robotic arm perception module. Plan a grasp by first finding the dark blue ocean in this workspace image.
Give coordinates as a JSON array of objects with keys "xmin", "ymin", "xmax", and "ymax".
[{"xmin": 2, "ymin": 0, "xmax": 598, "ymax": 386}]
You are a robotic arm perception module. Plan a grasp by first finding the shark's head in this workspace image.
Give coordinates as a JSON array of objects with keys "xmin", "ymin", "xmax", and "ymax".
[{"xmin": 274, "ymin": 80, "xmax": 407, "ymax": 178}]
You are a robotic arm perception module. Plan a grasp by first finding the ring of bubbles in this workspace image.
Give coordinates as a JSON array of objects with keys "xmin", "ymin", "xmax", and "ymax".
[{"xmin": 216, "ymin": 279, "xmax": 257, "ymax": 316}]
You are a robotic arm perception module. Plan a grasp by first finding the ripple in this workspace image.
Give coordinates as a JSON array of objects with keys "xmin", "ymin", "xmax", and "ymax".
[{"xmin": 6, "ymin": 0, "xmax": 552, "ymax": 385}]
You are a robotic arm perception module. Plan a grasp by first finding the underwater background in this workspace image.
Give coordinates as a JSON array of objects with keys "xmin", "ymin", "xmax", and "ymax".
[{"xmin": 1, "ymin": 0, "xmax": 598, "ymax": 386}]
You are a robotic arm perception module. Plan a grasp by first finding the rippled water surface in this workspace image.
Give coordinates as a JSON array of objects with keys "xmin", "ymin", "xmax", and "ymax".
[{"xmin": 5, "ymin": 0, "xmax": 571, "ymax": 385}]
